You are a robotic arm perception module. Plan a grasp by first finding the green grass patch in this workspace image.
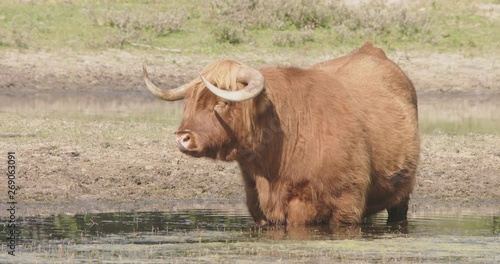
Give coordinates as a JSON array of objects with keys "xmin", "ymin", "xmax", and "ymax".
[{"xmin": 0, "ymin": 0, "xmax": 498, "ymax": 54}]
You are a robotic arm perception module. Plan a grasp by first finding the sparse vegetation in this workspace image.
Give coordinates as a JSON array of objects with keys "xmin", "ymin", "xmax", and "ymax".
[
  {"xmin": 330, "ymin": 2, "xmax": 429, "ymax": 44},
  {"xmin": 0, "ymin": 0, "xmax": 498, "ymax": 54},
  {"xmin": 83, "ymin": 7, "xmax": 188, "ymax": 48},
  {"xmin": 272, "ymin": 31, "xmax": 315, "ymax": 47},
  {"xmin": 206, "ymin": 0, "xmax": 427, "ymax": 45},
  {"xmin": 206, "ymin": 0, "xmax": 334, "ymax": 30},
  {"xmin": 0, "ymin": 22, "xmax": 30, "ymax": 49},
  {"xmin": 212, "ymin": 24, "xmax": 247, "ymax": 44}
]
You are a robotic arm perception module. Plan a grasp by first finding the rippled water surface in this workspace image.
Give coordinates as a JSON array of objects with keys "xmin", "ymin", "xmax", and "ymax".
[{"xmin": 1, "ymin": 207, "xmax": 498, "ymax": 263}]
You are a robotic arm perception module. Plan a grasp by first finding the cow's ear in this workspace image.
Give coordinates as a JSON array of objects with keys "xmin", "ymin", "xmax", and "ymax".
[{"xmin": 253, "ymin": 91, "xmax": 271, "ymax": 115}]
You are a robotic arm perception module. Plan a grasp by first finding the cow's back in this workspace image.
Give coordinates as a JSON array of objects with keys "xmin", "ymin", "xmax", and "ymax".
[{"xmin": 313, "ymin": 42, "xmax": 417, "ymax": 108}]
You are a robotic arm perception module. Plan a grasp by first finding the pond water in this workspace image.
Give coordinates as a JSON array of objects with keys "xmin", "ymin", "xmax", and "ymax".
[
  {"xmin": 1, "ymin": 208, "xmax": 498, "ymax": 263},
  {"xmin": 418, "ymin": 93, "xmax": 500, "ymax": 134},
  {"xmin": 1, "ymin": 91, "xmax": 499, "ymax": 134}
]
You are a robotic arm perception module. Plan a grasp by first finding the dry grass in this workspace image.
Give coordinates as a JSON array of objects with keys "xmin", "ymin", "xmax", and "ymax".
[
  {"xmin": 207, "ymin": 0, "xmax": 334, "ymax": 30},
  {"xmin": 212, "ymin": 24, "xmax": 247, "ymax": 44},
  {"xmin": 83, "ymin": 7, "xmax": 188, "ymax": 48},
  {"xmin": 0, "ymin": 22, "xmax": 30, "ymax": 49},
  {"xmin": 272, "ymin": 31, "xmax": 315, "ymax": 47},
  {"xmin": 332, "ymin": 2, "xmax": 428, "ymax": 43},
  {"xmin": 206, "ymin": 0, "xmax": 427, "ymax": 44}
]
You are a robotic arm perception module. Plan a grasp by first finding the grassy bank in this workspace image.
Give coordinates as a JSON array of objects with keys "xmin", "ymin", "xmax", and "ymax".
[{"xmin": 0, "ymin": 0, "xmax": 498, "ymax": 55}]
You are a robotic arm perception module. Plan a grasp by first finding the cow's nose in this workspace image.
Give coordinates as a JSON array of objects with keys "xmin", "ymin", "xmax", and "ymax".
[{"xmin": 175, "ymin": 131, "xmax": 193, "ymax": 151}]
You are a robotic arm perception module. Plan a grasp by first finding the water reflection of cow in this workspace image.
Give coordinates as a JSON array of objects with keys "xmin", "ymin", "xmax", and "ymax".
[
  {"xmin": 143, "ymin": 42, "xmax": 420, "ymax": 227},
  {"xmin": 253, "ymin": 220, "xmax": 409, "ymax": 240}
]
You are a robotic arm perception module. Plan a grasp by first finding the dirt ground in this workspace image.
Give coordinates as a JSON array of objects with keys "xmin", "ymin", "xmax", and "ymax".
[
  {"xmin": 0, "ymin": 48, "xmax": 498, "ymax": 94},
  {"xmin": 0, "ymin": 48, "xmax": 499, "ymax": 217}
]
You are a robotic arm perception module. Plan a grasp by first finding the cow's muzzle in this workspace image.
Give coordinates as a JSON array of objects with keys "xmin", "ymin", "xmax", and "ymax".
[{"xmin": 175, "ymin": 129, "xmax": 194, "ymax": 152}]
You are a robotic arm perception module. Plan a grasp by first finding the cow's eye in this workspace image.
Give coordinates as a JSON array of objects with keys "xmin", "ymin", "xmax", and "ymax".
[{"xmin": 215, "ymin": 101, "xmax": 228, "ymax": 108}]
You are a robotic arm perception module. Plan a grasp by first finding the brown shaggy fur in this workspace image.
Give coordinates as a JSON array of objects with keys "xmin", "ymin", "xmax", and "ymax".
[{"xmin": 173, "ymin": 42, "xmax": 419, "ymax": 226}]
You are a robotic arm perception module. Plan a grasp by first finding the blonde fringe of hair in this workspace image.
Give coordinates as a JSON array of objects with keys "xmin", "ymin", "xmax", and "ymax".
[{"xmin": 189, "ymin": 60, "xmax": 259, "ymax": 136}]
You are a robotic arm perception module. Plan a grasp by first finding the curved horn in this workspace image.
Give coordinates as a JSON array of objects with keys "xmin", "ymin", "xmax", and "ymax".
[
  {"xmin": 199, "ymin": 66, "xmax": 264, "ymax": 102},
  {"xmin": 143, "ymin": 63, "xmax": 188, "ymax": 101}
]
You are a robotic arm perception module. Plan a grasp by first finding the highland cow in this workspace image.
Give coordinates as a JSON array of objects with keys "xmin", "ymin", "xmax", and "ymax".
[{"xmin": 143, "ymin": 42, "xmax": 420, "ymax": 226}]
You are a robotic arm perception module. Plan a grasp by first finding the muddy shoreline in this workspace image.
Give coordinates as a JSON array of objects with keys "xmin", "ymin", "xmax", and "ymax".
[
  {"xmin": 8, "ymin": 198, "xmax": 500, "ymax": 218},
  {"xmin": 1, "ymin": 49, "xmax": 498, "ymax": 94}
]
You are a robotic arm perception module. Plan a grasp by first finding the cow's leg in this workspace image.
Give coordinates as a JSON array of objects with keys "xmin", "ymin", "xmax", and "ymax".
[
  {"xmin": 331, "ymin": 204, "xmax": 364, "ymax": 226},
  {"xmin": 255, "ymin": 176, "xmax": 287, "ymax": 224},
  {"xmin": 331, "ymin": 190, "xmax": 366, "ymax": 226},
  {"xmin": 287, "ymin": 198, "xmax": 316, "ymax": 225},
  {"xmin": 242, "ymin": 172, "xmax": 267, "ymax": 226},
  {"xmin": 386, "ymin": 196, "xmax": 409, "ymax": 223}
]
